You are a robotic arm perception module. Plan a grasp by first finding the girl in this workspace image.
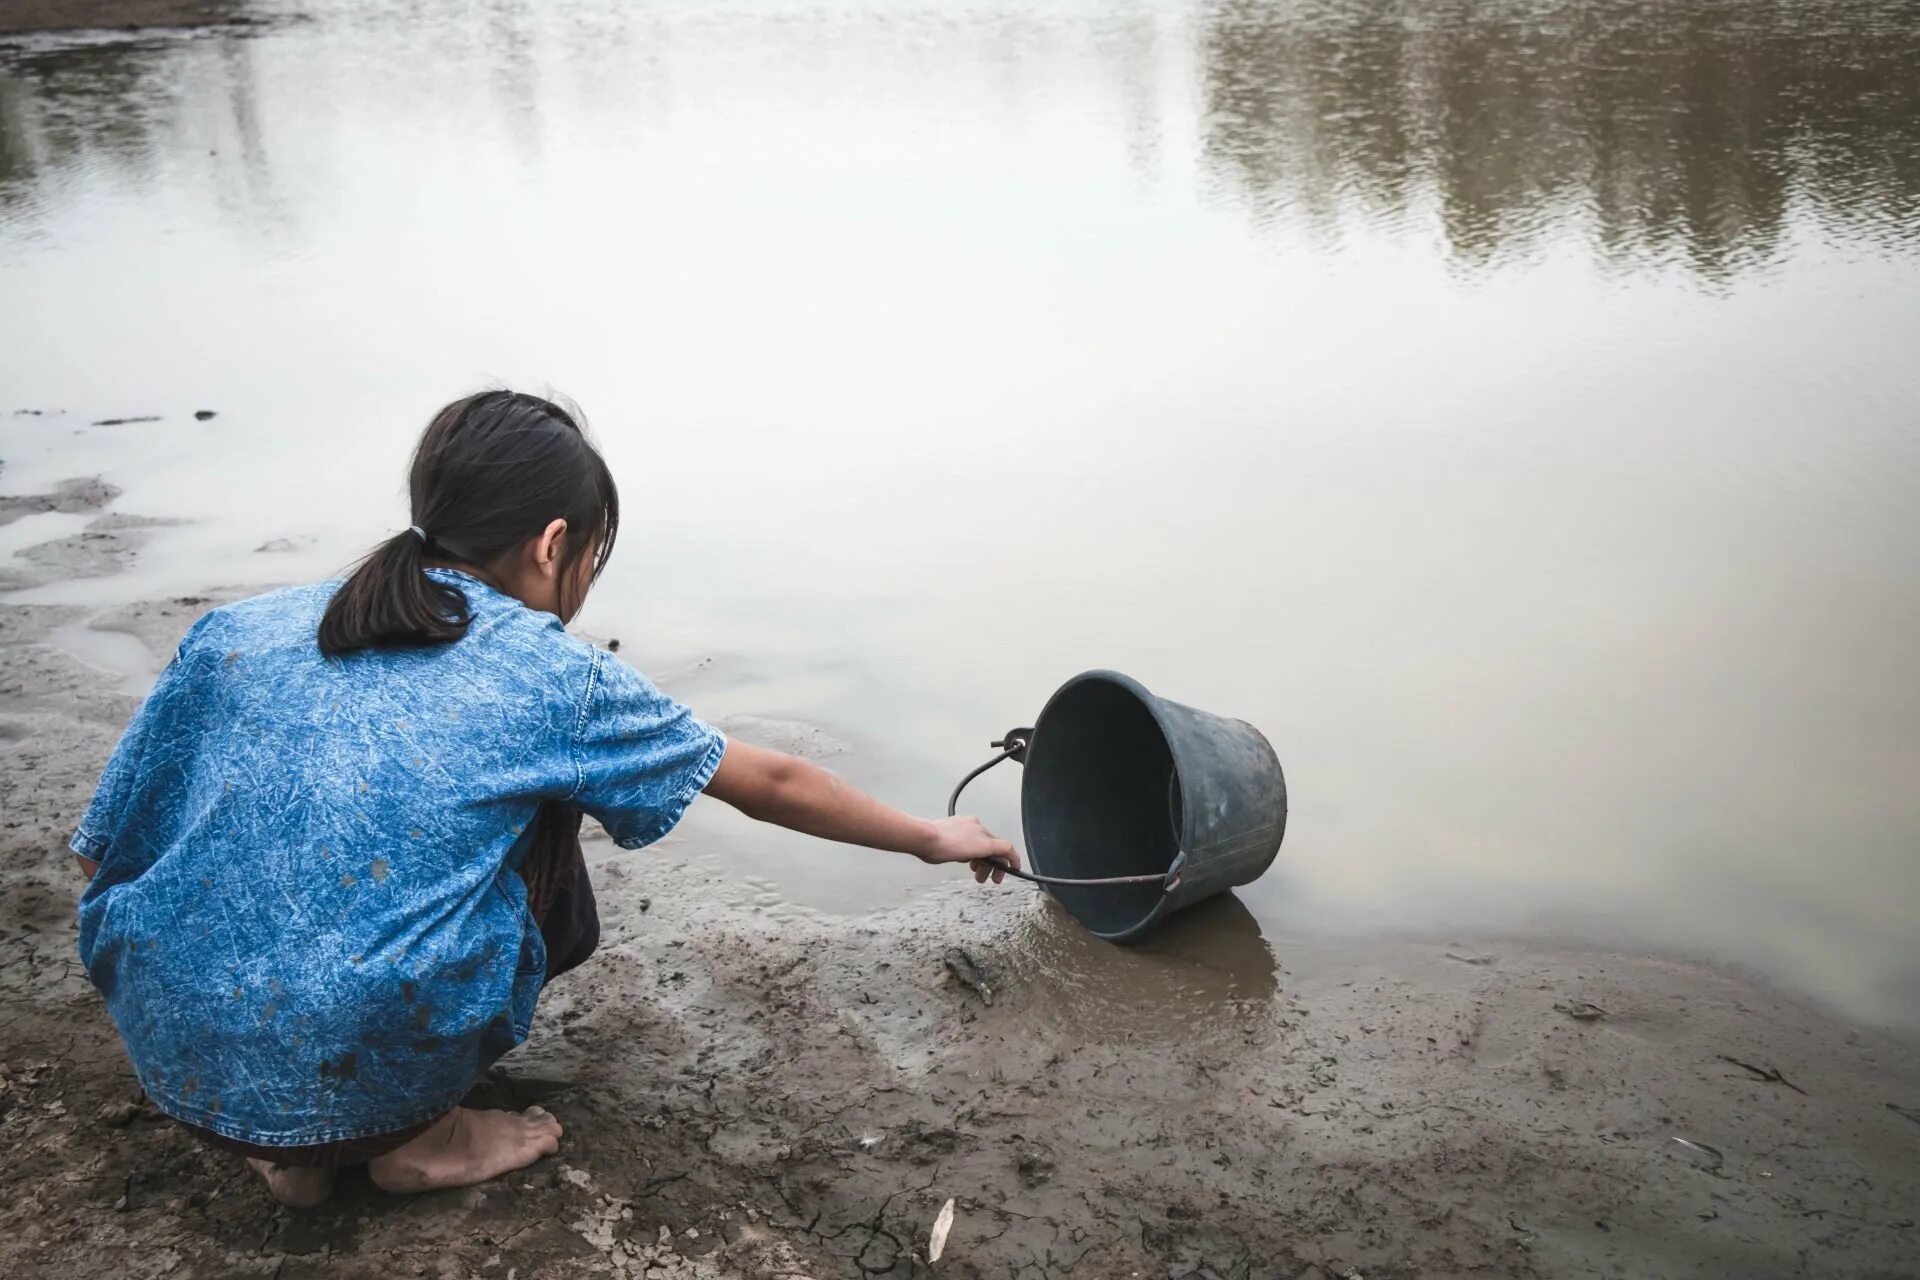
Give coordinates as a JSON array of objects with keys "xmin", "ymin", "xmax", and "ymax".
[{"xmin": 71, "ymin": 390, "xmax": 1018, "ymax": 1208}]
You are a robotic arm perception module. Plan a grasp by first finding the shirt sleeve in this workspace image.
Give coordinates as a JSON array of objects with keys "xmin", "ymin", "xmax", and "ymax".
[
  {"xmin": 569, "ymin": 649, "xmax": 727, "ymax": 849},
  {"xmin": 71, "ymin": 693, "xmax": 160, "ymax": 863},
  {"xmin": 71, "ymin": 614, "xmax": 213, "ymax": 867}
]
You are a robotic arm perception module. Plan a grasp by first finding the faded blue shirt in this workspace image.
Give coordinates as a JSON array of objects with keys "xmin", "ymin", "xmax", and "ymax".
[{"xmin": 72, "ymin": 569, "xmax": 725, "ymax": 1148}]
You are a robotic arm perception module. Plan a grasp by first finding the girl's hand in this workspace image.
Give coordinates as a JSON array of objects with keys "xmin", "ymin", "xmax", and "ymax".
[{"xmin": 919, "ymin": 816, "xmax": 1022, "ymax": 885}]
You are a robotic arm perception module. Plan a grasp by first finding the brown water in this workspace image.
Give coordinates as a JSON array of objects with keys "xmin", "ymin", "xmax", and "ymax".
[{"xmin": 3, "ymin": 0, "xmax": 1917, "ymax": 1027}]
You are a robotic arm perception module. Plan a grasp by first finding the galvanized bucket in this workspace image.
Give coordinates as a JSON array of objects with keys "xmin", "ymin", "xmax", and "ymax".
[{"xmin": 948, "ymin": 670, "xmax": 1287, "ymax": 941}]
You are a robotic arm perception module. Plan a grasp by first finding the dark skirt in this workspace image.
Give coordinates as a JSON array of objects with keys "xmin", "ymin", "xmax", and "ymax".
[{"xmin": 182, "ymin": 840, "xmax": 601, "ymax": 1169}]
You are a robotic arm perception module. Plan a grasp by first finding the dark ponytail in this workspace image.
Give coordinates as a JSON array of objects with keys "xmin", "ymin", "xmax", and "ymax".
[
  {"xmin": 319, "ymin": 389, "xmax": 619, "ymax": 657},
  {"xmin": 319, "ymin": 528, "xmax": 473, "ymax": 654}
]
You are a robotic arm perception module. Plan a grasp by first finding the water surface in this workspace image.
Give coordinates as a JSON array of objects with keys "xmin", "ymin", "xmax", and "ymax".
[{"xmin": 3, "ymin": 0, "xmax": 1917, "ymax": 1025}]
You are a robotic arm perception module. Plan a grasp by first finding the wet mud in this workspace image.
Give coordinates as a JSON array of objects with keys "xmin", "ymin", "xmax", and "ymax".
[{"xmin": 1, "ymin": 481, "xmax": 1916, "ymax": 1278}]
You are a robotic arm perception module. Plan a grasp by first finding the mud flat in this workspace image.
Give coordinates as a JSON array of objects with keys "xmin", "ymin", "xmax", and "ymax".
[{"xmin": 1, "ymin": 479, "xmax": 1915, "ymax": 1278}]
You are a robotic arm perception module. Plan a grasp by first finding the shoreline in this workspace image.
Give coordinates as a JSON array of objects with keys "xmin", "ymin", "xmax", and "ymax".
[{"xmin": 1, "ymin": 478, "xmax": 1915, "ymax": 1278}]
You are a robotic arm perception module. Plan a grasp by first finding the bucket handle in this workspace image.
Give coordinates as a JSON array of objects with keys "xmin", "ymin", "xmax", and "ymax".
[{"xmin": 947, "ymin": 729, "xmax": 1188, "ymax": 892}]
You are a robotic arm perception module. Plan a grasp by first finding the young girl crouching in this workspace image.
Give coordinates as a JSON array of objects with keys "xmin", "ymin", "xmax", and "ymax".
[{"xmin": 72, "ymin": 390, "xmax": 1018, "ymax": 1207}]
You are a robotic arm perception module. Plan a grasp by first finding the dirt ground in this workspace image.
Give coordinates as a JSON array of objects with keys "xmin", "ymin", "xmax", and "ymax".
[
  {"xmin": 1, "ymin": 476, "xmax": 1916, "ymax": 1280},
  {"xmin": 0, "ymin": 1, "xmax": 261, "ymax": 39}
]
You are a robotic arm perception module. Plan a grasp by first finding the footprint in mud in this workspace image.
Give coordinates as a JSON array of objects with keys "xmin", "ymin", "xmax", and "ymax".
[
  {"xmin": 1597, "ymin": 1005, "xmax": 1692, "ymax": 1049},
  {"xmin": 891, "ymin": 1123, "xmax": 965, "ymax": 1166},
  {"xmin": 1465, "ymin": 1006, "xmax": 1532, "ymax": 1070},
  {"xmin": 1014, "ymin": 1147, "xmax": 1054, "ymax": 1188}
]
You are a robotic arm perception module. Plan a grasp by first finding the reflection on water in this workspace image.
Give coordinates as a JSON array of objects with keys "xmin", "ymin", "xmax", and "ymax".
[
  {"xmin": 0, "ymin": 35, "xmax": 284, "ymax": 231},
  {"xmin": 7, "ymin": 1, "xmax": 1918, "ymax": 282},
  {"xmin": 1199, "ymin": 0, "xmax": 1920, "ymax": 277},
  {"xmin": 1, "ymin": 1, "xmax": 1917, "ymax": 1030}
]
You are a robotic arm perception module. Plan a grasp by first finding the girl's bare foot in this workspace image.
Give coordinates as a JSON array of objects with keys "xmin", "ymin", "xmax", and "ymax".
[
  {"xmin": 246, "ymin": 1158, "xmax": 336, "ymax": 1208},
  {"xmin": 367, "ymin": 1106, "xmax": 563, "ymax": 1193}
]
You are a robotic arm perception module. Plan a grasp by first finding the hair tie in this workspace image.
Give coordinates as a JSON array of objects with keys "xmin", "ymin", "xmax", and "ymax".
[{"xmin": 408, "ymin": 525, "xmax": 429, "ymax": 543}]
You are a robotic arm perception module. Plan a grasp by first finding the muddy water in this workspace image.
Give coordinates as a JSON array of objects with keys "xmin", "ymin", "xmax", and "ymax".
[{"xmin": 3, "ymin": 1, "xmax": 1918, "ymax": 1026}]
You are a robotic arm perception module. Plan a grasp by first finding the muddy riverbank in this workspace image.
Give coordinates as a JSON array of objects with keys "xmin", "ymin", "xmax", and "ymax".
[{"xmin": 0, "ymin": 481, "xmax": 1915, "ymax": 1279}]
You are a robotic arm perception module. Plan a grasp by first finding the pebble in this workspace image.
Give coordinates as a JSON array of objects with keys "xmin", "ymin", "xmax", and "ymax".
[{"xmin": 98, "ymin": 1101, "xmax": 140, "ymax": 1128}]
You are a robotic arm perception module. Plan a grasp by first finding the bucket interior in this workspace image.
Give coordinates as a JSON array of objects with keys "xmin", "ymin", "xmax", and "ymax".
[{"xmin": 1023, "ymin": 676, "xmax": 1180, "ymax": 938}]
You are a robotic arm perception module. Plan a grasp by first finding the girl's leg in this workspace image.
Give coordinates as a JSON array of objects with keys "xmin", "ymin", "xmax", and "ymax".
[
  {"xmin": 229, "ymin": 821, "xmax": 593, "ymax": 1202},
  {"xmin": 366, "ymin": 1105, "xmax": 563, "ymax": 1193},
  {"xmin": 358, "ymin": 820, "xmax": 587, "ymax": 1193},
  {"xmin": 537, "ymin": 830, "xmax": 600, "ymax": 982},
  {"xmin": 185, "ymin": 1116, "xmax": 437, "ymax": 1206}
]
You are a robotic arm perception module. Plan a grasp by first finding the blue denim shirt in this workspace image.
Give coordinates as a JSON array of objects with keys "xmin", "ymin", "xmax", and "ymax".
[{"xmin": 72, "ymin": 570, "xmax": 725, "ymax": 1147}]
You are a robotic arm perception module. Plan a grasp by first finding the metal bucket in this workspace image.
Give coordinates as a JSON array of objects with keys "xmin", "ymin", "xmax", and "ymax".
[{"xmin": 948, "ymin": 670, "xmax": 1287, "ymax": 941}]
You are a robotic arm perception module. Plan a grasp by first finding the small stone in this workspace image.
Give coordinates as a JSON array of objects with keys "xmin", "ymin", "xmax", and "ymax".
[{"xmin": 98, "ymin": 1101, "xmax": 141, "ymax": 1128}]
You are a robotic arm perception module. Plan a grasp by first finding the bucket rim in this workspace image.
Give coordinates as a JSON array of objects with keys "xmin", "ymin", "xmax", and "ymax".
[
  {"xmin": 1034, "ymin": 669, "xmax": 1191, "ymax": 750},
  {"xmin": 1034, "ymin": 669, "xmax": 1159, "ymax": 723},
  {"xmin": 1025, "ymin": 669, "xmax": 1182, "ymax": 942}
]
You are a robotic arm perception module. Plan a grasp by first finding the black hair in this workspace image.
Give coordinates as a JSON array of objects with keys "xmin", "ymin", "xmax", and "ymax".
[{"xmin": 319, "ymin": 389, "xmax": 619, "ymax": 657}]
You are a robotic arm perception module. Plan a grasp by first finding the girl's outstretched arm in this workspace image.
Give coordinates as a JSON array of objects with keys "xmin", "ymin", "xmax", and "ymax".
[{"xmin": 702, "ymin": 740, "xmax": 1021, "ymax": 884}]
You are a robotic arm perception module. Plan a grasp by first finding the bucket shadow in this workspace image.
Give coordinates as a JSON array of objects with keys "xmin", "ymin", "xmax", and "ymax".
[{"xmin": 998, "ymin": 891, "xmax": 1279, "ymax": 1044}]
